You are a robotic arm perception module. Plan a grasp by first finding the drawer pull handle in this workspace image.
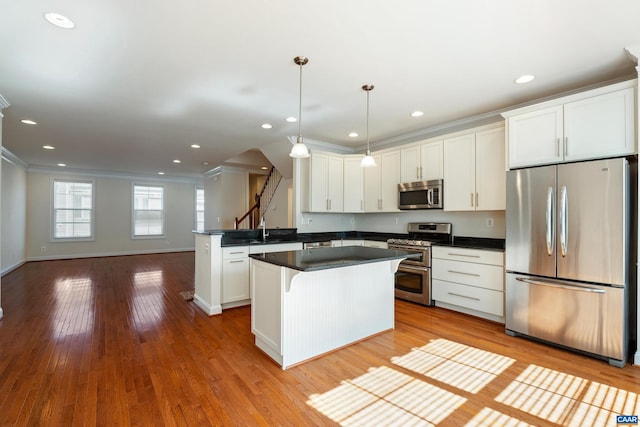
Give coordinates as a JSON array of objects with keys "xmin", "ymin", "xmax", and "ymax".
[
  {"xmin": 447, "ymin": 270, "xmax": 480, "ymax": 277},
  {"xmin": 229, "ymin": 260, "xmax": 245, "ymax": 263},
  {"xmin": 229, "ymin": 251, "xmax": 245, "ymax": 254},
  {"xmin": 447, "ymin": 252, "xmax": 480, "ymax": 258},
  {"xmin": 448, "ymin": 292, "xmax": 480, "ymax": 301}
]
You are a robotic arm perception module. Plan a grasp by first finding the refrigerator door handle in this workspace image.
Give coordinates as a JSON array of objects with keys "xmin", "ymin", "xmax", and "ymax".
[
  {"xmin": 515, "ymin": 277, "xmax": 606, "ymax": 294},
  {"xmin": 560, "ymin": 185, "xmax": 568, "ymax": 257},
  {"xmin": 546, "ymin": 186, "xmax": 554, "ymax": 256}
]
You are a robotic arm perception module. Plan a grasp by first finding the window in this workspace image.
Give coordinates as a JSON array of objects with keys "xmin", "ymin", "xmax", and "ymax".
[
  {"xmin": 195, "ymin": 187, "xmax": 205, "ymax": 231},
  {"xmin": 132, "ymin": 184, "xmax": 164, "ymax": 237},
  {"xmin": 52, "ymin": 179, "xmax": 95, "ymax": 240}
]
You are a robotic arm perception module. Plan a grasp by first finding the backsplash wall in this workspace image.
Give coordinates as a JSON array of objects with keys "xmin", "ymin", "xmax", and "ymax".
[{"xmin": 295, "ymin": 210, "xmax": 505, "ymax": 238}]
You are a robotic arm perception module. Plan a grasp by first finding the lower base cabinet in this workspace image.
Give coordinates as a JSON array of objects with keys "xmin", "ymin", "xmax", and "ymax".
[{"xmin": 431, "ymin": 246, "xmax": 505, "ymax": 323}]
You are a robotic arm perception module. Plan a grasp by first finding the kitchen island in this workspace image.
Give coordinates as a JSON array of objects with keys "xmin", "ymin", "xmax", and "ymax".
[{"xmin": 249, "ymin": 246, "xmax": 409, "ymax": 369}]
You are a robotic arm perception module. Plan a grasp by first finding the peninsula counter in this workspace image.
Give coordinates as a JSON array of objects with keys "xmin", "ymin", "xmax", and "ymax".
[{"xmin": 249, "ymin": 246, "xmax": 409, "ymax": 369}]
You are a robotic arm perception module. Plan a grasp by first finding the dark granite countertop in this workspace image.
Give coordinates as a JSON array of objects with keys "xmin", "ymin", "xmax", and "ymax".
[
  {"xmin": 249, "ymin": 246, "xmax": 414, "ymax": 272},
  {"xmin": 195, "ymin": 228, "xmax": 504, "ymax": 251}
]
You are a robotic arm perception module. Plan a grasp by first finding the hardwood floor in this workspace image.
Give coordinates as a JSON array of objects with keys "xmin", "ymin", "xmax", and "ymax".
[{"xmin": 1, "ymin": 252, "xmax": 639, "ymax": 426}]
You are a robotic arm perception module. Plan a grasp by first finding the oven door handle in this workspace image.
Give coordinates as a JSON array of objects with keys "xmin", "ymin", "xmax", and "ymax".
[{"xmin": 398, "ymin": 264, "xmax": 429, "ymax": 273}]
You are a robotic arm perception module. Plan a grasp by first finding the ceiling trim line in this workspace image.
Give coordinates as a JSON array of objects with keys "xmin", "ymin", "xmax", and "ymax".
[
  {"xmin": 27, "ymin": 165, "xmax": 203, "ymax": 184},
  {"xmin": 2, "ymin": 147, "xmax": 29, "ymax": 168}
]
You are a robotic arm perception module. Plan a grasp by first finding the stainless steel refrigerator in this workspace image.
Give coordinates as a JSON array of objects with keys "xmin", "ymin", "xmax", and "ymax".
[{"xmin": 505, "ymin": 157, "xmax": 631, "ymax": 367}]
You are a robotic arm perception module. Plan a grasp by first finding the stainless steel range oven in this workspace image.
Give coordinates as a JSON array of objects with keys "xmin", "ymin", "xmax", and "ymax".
[{"xmin": 388, "ymin": 222, "xmax": 452, "ymax": 306}]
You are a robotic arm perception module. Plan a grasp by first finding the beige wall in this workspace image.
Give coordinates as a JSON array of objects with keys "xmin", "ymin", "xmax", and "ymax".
[
  {"xmin": 26, "ymin": 170, "xmax": 199, "ymax": 259},
  {"xmin": 204, "ymin": 168, "xmax": 248, "ymax": 230},
  {"xmin": 1, "ymin": 157, "xmax": 27, "ymax": 274}
]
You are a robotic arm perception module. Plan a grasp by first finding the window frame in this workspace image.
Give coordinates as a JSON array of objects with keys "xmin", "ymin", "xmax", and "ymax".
[
  {"xmin": 194, "ymin": 185, "xmax": 204, "ymax": 231},
  {"xmin": 131, "ymin": 183, "xmax": 166, "ymax": 239},
  {"xmin": 50, "ymin": 177, "xmax": 96, "ymax": 242}
]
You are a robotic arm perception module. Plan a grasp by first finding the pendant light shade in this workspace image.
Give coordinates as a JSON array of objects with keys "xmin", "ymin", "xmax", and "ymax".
[
  {"xmin": 360, "ymin": 84, "xmax": 377, "ymax": 168},
  {"xmin": 289, "ymin": 56, "xmax": 310, "ymax": 158}
]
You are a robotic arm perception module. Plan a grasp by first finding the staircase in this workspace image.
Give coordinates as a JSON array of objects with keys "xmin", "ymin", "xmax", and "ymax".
[{"xmin": 234, "ymin": 167, "xmax": 282, "ymax": 229}]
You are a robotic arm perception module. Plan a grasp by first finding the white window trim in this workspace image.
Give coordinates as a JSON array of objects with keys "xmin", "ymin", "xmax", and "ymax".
[
  {"xmin": 131, "ymin": 182, "xmax": 166, "ymax": 239},
  {"xmin": 194, "ymin": 185, "xmax": 204, "ymax": 231},
  {"xmin": 50, "ymin": 177, "xmax": 96, "ymax": 242}
]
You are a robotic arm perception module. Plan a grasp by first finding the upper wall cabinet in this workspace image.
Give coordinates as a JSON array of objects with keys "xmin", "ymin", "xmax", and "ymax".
[
  {"xmin": 363, "ymin": 150, "xmax": 401, "ymax": 212},
  {"xmin": 443, "ymin": 126, "xmax": 505, "ymax": 211},
  {"xmin": 300, "ymin": 151, "xmax": 344, "ymax": 213},
  {"xmin": 503, "ymin": 81, "xmax": 636, "ymax": 169},
  {"xmin": 400, "ymin": 139, "xmax": 444, "ymax": 183},
  {"xmin": 343, "ymin": 155, "xmax": 365, "ymax": 213}
]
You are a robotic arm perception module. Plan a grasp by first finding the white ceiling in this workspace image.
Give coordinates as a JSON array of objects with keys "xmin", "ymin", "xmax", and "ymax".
[{"xmin": 1, "ymin": 1, "xmax": 640, "ymax": 179}]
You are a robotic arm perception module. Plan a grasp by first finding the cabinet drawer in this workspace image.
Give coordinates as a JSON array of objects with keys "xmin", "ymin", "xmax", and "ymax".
[
  {"xmin": 432, "ymin": 259, "xmax": 504, "ymax": 291},
  {"xmin": 432, "ymin": 246, "xmax": 504, "ymax": 266},
  {"xmin": 432, "ymin": 279, "xmax": 504, "ymax": 316},
  {"xmin": 222, "ymin": 246, "xmax": 249, "ymax": 259}
]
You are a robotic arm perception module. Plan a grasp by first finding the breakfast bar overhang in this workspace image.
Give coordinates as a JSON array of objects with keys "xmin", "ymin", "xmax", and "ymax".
[{"xmin": 249, "ymin": 246, "xmax": 409, "ymax": 369}]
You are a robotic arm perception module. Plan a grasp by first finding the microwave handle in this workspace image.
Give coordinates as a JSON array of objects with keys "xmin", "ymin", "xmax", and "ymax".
[{"xmin": 427, "ymin": 188, "xmax": 433, "ymax": 206}]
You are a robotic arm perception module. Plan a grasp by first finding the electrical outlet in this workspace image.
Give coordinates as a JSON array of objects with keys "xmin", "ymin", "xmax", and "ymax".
[
  {"xmin": 486, "ymin": 218, "xmax": 494, "ymax": 227},
  {"xmin": 307, "ymin": 218, "xmax": 313, "ymax": 224},
  {"xmin": 394, "ymin": 217, "xmax": 398, "ymax": 224},
  {"xmin": 41, "ymin": 246, "xmax": 47, "ymax": 252}
]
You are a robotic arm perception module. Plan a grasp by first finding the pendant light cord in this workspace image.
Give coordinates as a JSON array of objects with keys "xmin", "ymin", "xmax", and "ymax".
[
  {"xmin": 298, "ymin": 60, "xmax": 303, "ymax": 142},
  {"xmin": 366, "ymin": 89, "xmax": 370, "ymax": 155}
]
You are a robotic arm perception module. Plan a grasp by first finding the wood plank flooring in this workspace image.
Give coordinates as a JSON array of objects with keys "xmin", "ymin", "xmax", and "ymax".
[{"xmin": 1, "ymin": 252, "xmax": 639, "ymax": 426}]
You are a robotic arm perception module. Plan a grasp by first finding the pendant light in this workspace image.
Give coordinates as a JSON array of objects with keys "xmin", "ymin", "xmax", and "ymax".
[
  {"xmin": 289, "ymin": 56, "xmax": 311, "ymax": 158},
  {"xmin": 360, "ymin": 84, "xmax": 377, "ymax": 167}
]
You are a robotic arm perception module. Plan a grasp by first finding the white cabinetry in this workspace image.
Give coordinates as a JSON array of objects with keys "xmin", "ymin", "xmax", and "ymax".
[
  {"xmin": 364, "ymin": 150, "xmax": 400, "ymax": 212},
  {"xmin": 504, "ymin": 83, "xmax": 635, "ymax": 168},
  {"xmin": 222, "ymin": 242, "xmax": 303, "ymax": 308},
  {"xmin": 443, "ymin": 126, "xmax": 505, "ymax": 211},
  {"xmin": 431, "ymin": 246, "xmax": 505, "ymax": 322},
  {"xmin": 302, "ymin": 151, "xmax": 344, "ymax": 212},
  {"xmin": 343, "ymin": 155, "xmax": 365, "ymax": 213},
  {"xmin": 222, "ymin": 246, "xmax": 250, "ymax": 304},
  {"xmin": 400, "ymin": 140, "xmax": 443, "ymax": 183}
]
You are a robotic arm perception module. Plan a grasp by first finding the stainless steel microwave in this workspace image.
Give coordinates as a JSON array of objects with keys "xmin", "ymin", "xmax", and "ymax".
[{"xmin": 398, "ymin": 179, "xmax": 443, "ymax": 209}]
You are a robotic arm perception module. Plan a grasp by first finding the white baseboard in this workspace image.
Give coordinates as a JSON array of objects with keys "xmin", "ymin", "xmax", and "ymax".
[
  {"xmin": 635, "ymin": 351, "xmax": 640, "ymax": 366},
  {"xmin": 194, "ymin": 293, "xmax": 222, "ymax": 316},
  {"xmin": 1, "ymin": 259, "xmax": 27, "ymax": 276},
  {"xmin": 0, "ymin": 306, "xmax": 3, "ymax": 320},
  {"xmin": 27, "ymin": 247, "xmax": 195, "ymax": 262}
]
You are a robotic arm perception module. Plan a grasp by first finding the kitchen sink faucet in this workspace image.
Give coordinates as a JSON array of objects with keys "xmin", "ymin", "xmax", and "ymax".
[{"xmin": 260, "ymin": 217, "xmax": 269, "ymax": 241}]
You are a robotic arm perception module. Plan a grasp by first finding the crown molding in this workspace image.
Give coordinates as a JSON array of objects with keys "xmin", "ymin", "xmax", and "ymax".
[
  {"xmin": 1, "ymin": 147, "xmax": 29, "ymax": 168},
  {"xmin": 287, "ymin": 136, "xmax": 356, "ymax": 155},
  {"xmin": 0, "ymin": 93, "xmax": 10, "ymax": 110},
  {"xmin": 27, "ymin": 165, "xmax": 203, "ymax": 184}
]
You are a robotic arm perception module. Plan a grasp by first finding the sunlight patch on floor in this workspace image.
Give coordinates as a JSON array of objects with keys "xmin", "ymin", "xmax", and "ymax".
[
  {"xmin": 464, "ymin": 407, "xmax": 537, "ymax": 427},
  {"xmin": 307, "ymin": 365, "xmax": 466, "ymax": 426},
  {"xmin": 307, "ymin": 338, "xmax": 640, "ymax": 426},
  {"xmin": 391, "ymin": 339, "xmax": 515, "ymax": 393},
  {"xmin": 496, "ymin": 365, "xmax": 640, "ymax": 426}
]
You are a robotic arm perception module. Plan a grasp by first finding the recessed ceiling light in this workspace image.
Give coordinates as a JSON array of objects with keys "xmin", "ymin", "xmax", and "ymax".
[
  {"xmin": 44, "ymin": 12, "xmax": 75, "ymax": 29},
  {"xmin": 348, "ymin": 132, "xmax": 358, "ymax": 138},
  {"xmin": 57, "ymin": 163, "xmax": 66, "ymax": 167},
  {"xmin": 410, "ymin": 111, "xmax": 424, "ymax": 117},
  {"xmin": 158, "ymin": 172, "xmax": 165, "ymax": 175},
  {"xmin": 173, "ymin": 159, "xmax": 181, "ymax": 163},
  {"xmin": 21, "ymin": 119, "xmax": 37, "ymax": 125},
  {"xmin": 203, "ymin": 162, "xmax": 209, "ymax": 165},
  {"xmin": 260, "ymin": 166, "xmax": 269, "ymax": 170},
  {"xmin": 515, "ymin": 74, "xmax": 535, "ymax": 84},
  {"xmin": 190, "ymin": 144, "xmax": 200, "ymax": 149},
  {"xmin": 285, "ymin": 117, "xmax": 297, "ymax": 123},
  {"xmin": 261, "ymin": 123, "xmax": 273, "ymax": 129},
  {"xmin": 42, "ymin": 145, "xmax": 55, "ymax": 150}
]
